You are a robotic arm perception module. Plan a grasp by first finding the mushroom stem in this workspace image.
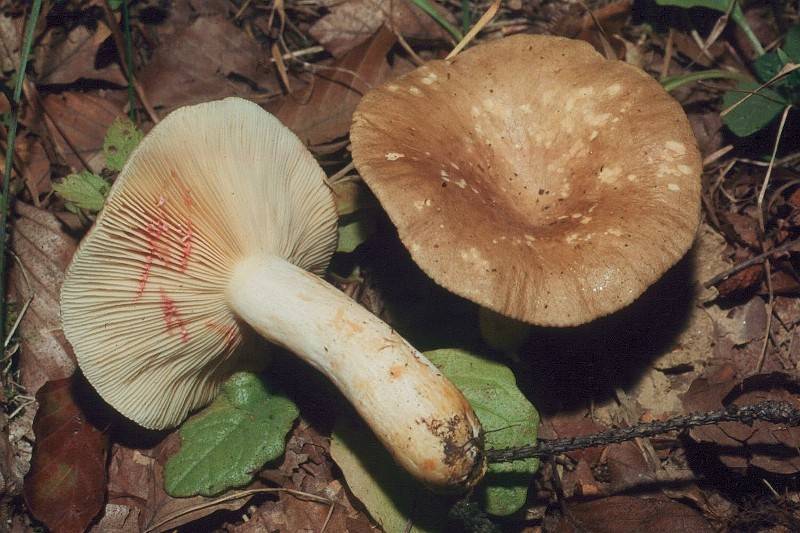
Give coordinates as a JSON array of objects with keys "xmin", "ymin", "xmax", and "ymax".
[{"xmin": 228, "ymin": 255, "xmax": 486, "ymax": 490}]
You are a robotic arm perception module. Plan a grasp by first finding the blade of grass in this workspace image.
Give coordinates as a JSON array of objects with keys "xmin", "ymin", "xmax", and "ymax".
[
  {"xmin": 408, "ymin": 0, "xmax": 463, "ymax": 42},
  {"xmin": 461, "ymin": 0, "xmax": 472, "ymax": 36},
  {"xmin": 661, "ymin": 69, "xmax": 751, "ymax": 91},
  {"xmin": 1, "ymin": 0, "xmax": 42, "ymax": 344}
]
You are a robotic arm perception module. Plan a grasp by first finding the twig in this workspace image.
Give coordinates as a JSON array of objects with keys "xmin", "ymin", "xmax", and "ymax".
[
  {"xmin": 0, "ymin": 0, "xmax": 41, "ymax": 348},
  {"xmin": 756, "ymin": 259, "xmax": 775, "ymax": 373},
  {"xmin": 486, "ymin": 401, "xmax": 800, "ymax": 462},
  {"xmin": 446, "ymin": 0, "xmax": 500, "ymax": 60},
  {"xmin": 703, "ymin": 236, "xmax": 800, "ymax": 288}
]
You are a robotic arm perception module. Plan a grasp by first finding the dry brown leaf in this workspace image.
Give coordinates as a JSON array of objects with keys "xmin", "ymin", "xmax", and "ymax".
[
  {"xmin": 10, "ymin": 202, "xmax": 77, "ymax": 395},
  {"xmin": 15, "ymin": 135, "xmax": 51, "ymax": 201},
  {"xmin": 310, "ymin": 0, "xmax": 454, "ymax": 57},
  {"xmin": 717, "ymin": 264, "xmax": 763, "ymax": 298},
  {"xmin": 93, "ymin": 433, "xmax": 257, "ymax": 533},
  {"xmin": 0, "ymin": 11, "xmax": 21, "ymax": 74},
  {"xmin": 682, "ymin": 368, "xmax": 800, "ymax": 474},
  {"xmin": 40, "ymin": 90, "xmax": 126, "ymax": 172},
  {"xmin": 604, "ymin": 441, "xmax": 657, "ymax": 493},
  {"xmin": 274, "ymin": 27, "xmax": 396, "ymax": 149},
  {"xmin": 539, "ymin": 411, "xmax": 607, "ymax": 465},
  {"xmin": 34, "ymin": 23, "xmax": 126, "ymax": 86},
  {"xmin": 139, "ymin": 15, "xmax": 280, "ymax": 115},
  {"xmin": 238, "ymin": 420, "xmax": 374, "ymax": 532},
  {"xmin": 555, "ymin": 495, "xmax": 714, "ymax": 532}
]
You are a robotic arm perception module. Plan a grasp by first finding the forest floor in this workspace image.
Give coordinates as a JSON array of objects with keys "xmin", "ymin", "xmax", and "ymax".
[{"xmin": 3, "ymin": 0, "xmax": 800, "ymax": 531}]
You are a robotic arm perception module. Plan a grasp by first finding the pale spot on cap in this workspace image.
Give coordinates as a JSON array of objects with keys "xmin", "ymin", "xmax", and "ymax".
[
  {"xmin": 455, "ymin": 179, "xmax": 467, "ymax": 189},
  {"xmin": 678, "ymin": 164, "xmax": 693, "ymax": 175},
  {"xmin": 571, "ymin": 213, "xmax": 582, "ymax": 219},
  {"xmin": 386, "ymin": 84, "xmax": 400, "ymax": 92},
  {"xmin": 580, "ymin": 216, "xmax": 592, "ymax": 224},
  {"xmin": 385, "ymin": 152, "xmax": 405, "ymax": 161},
  {"xmin": 421, "ymin": 72, "xmax": 439, "ymax": 85},
  {"xmin": 409, "ymin": 86, "xmax": 422, "ymax": 96},
  {"xmin": 520, "ymin": 104, "xmax": 532, "ymax": 114},
  {"xmin": 626, "ymin": 174, "xmax": 637, "ymax": 181},
  {"xmin": 589, "ymin": 130, "xmax": 599, "ymax": 141},
  {"xmin": 606, "ymin": 83, "xmax": 622, "ymax": 96},
  {"xmin": 598, "ymin": 166, "xmax": 622, "ymax": 183},
  {"xmin": 606, "ymin": 228, "xmax": 623, "ymax": 236},
  {"xmin": 665, "ymin": 140, "xmax": 686, "ymax": 155},
  {"xmin": 667, "ymin": 183, "xmax": 680, "ymax": 192}
]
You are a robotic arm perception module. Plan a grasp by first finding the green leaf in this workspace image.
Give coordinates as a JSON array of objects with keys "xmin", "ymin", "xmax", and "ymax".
[
  {"xmin": 784, "ymin": 25, "xmax": 800, "ymax": 61},
  {"xmin": 330, "ymin": 418, "xmax": 447, "ymax": 533},
  {"xmin": 52, "ymin": 171, "xmax": 110, "ymax": 213},
  {"xmin": 164, "ymin": 372, "xmax": 299, "ymax": 497},
  {"xmin": 425, "ymin": 349, "xmax": 539, "ymax": 516},
  {"xmin": 722, "ymin": 81, "xmax": 789, "ymax": 137},
  {"xmin": 103, "ymin": 116, "xmax": 142, "ymax": 171},
  {"xmin": 107, "ymin": 0, "xmax": 126, "ymax": 10},
  {"xmin": 337, "ymin": 213, "xmax": 376, "ymax": 253},
  {"xmin": 654, "ymin": 0, "xmax": 764, "ymax": 56},
  {"xmin": 660, "ymin": 69, "xmax": 750, "ymax": 92}
]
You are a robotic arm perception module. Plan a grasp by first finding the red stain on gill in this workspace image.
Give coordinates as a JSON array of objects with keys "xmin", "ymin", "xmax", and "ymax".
[
  {"xmin": 136, "ymin": 204, "xmax": 170, "ymax": 297},
  {"xmin": 205, "ymin": 321, "xmax": 238, "ymax": 348},
  {"xmin": 177, "ymin": 221, "xmax": 193, "ymax": 272},
  {"xmin": 160, "ymin": 289, "xmax": 189, "ymax": 342}
]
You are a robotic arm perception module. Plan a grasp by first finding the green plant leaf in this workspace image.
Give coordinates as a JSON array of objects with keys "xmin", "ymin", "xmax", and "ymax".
[
  {"xmin": 783, "ymin": 24, "xmax": 800, "ymax": 60},
  {"xmin": 52, "ymin": 171, "xmax": 110, "ymax": 213},
  {"xmin": 722, "ymin": 81, "xmax": 789, "ymax": 137},
  {"xmin": 425, "ymin": 348, "xmax": 539, "ymax": 516},
  {"xmin": 654, "ymin": 0, "xmax": 764, "ymax": 56},
  {"xmin": 164, "ymin": 372, "xmax": 299, "ymax": 497},
  {"xmin": 660, "ymin": 69, "xmax": 750, "ymax": 92},
  {"xmin": 103, "ymin": 116, "xmax": 143, "ymax": 171},
  {"xmin": 330, "ymin": 418, "xmax": 447, "ymax": 533},
  {"xmin": 337, "ymin": 213, "xmax": 376, "ymax": 253}
]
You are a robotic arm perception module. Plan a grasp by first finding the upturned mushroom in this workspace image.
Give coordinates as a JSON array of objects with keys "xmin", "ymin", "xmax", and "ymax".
[
  {"xmin": 60, "ymin": 97, "xmax": 484, "ymax": 491},
  {"xmin": 350, "ymin": 35, "xmax": 701, "ymax": 326}
]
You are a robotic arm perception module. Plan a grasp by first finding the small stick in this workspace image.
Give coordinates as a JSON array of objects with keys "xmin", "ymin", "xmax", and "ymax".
[
  {"xmin": 703, "ymin": 236, "xmax": 800, "ymax": 289},
  {"xmin": 487, "ymin": 401, "xmax": 800, "ymax": 462}
]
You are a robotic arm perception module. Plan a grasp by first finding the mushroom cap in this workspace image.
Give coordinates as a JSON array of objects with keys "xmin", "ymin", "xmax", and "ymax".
[
  {"xmin": 61, "ymin": 98, "xmax": 338, "ymax": 429},
  {"xmin": 350, "ymin": 34, "xmax": 701, "ymax": 326}
]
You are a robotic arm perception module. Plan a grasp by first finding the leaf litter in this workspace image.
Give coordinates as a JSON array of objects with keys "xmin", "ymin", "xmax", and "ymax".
[{"xmin": 4, "ymin": 0, "xmax": 800, "ymax": 531}]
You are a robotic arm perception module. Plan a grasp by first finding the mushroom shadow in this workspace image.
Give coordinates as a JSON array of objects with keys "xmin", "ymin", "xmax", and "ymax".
[{"xmin": 519, "ymin": 250, "xmax": 696, "ymax": 416}]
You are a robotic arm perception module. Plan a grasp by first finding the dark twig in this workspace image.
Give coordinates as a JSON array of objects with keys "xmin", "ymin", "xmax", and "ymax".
[
  {"xmin": 487, "ymin": 401, "xmax": 800, "ymax": 463},
  {"xmin": 703, "ymin": 237, "xmax": 800, "ymax": 288}
]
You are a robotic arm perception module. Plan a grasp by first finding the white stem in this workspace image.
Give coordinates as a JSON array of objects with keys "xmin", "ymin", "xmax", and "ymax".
[{"xmin": 228, "ymin": 255, "xmax": 485, "ymax": 490}]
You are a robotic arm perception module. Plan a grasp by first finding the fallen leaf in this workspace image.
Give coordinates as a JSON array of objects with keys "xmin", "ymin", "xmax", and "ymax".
[
  {"xmin": 23, "ymin": 377, "xmax": 109, "ymax": 533},
  {"xmin": 0, "ymin": 12, "xmax": 21, "ymax": 74},
  {"xmin": 682, "ymin": 368, "xmax": 800, "ymax": 474},
  {"xmin": 41, "ymin": 90, "xmax": 126, "ymax": 172},
  {"xmin": 310, "ymin": 0, "xmax": 454, "ymax": 57},
  {"xmin": 10, "ymin": 202, "xmax": 77, "ymax": 394},
  {"xmin": 555, "ymin": 495, "xmax": 714, "ymax": 532},
  {"xmin": 722, "ymin": 212, "xmax": 760, "ymax": 249},
  {"xmin": 539, "ymin": 412, "xmax": 607, "ymax": 465},
  {"xmin": 604, "ymin": 441, "xmax": 657, "ymax": 492},
  {"xmin": 233, "ymin": 420, "xmax": 374, "ymax": 532},
  {"xmin": 717, "ymin": 264, "xmax": 763, "ymax": 297},
  {"xmin": 15, "ymin": 134, "xmax": 52, "ymax": 200},
  {"xmin": 275, "ymin": 26, "xmax": 396, "ymax": 149},
  {"xmin": 94, "ymin": 433, "xmax": 258, "ymax": 533},
  {"xmin": 139, "ymin": 15, "xmax": 280, "ymax": 115},
  {"xmin": 34, "ymin": 23, "xmax": 126, "ymax": 86}
]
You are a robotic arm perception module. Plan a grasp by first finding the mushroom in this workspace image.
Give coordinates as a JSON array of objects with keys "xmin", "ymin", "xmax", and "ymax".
[
  {"xmin": 350, "ymin": 35, "xmax": 701, "ymax": 326},
  {"xmin": 60, "ymin": 97, "xmax": 484, "ymax": 491}
]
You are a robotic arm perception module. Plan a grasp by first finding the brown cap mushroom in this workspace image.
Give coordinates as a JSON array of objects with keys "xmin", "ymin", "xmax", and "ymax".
[
  {"xmin": 350, "ymin": 35, "xmax": 701, "ymax": 326},
  {"xmin": 61, "ymin": 97, "xmax": 484, "ymax": 491}
]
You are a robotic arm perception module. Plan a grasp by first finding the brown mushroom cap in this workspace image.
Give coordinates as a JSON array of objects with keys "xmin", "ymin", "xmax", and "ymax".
[{"xmin": 351, "ymin": 35, "xmax": 701, "ymax": 326}]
